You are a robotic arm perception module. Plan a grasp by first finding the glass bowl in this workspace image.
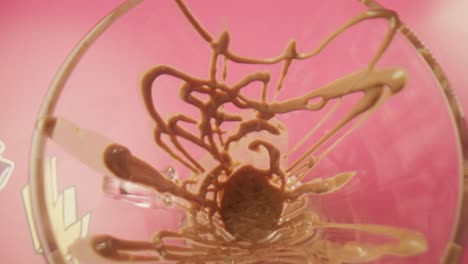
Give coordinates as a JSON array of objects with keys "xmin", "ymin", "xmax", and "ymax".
[{"xmin": 29, "ymin": 0, "xmax": 467, "ymax": 263}]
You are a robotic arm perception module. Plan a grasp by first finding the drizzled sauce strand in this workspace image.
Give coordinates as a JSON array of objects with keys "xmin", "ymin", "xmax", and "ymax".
[
  {"xmin": 84, "ymin": 0, "xmax": 428, "ymax": 263},
  {"xmin": 141, "ymin": 2, "xmax": 406, "ymax": 180}
]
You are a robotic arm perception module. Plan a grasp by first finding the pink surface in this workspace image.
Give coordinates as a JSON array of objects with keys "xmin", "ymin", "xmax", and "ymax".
[{"xmin": 0, "ymin": 0, "xmax": 467, "ymax": 263}]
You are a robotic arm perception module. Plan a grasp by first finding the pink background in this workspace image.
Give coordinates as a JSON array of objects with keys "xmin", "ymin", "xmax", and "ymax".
[{"xmin": 0, "ymin": 0, "xmax": 467, "ymax": 263}]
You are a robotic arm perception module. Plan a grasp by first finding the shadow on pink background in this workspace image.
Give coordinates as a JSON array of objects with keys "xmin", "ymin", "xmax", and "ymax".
[{"xmin": 0, "ymin": 0, "xmax": 467, "ymax": 263}]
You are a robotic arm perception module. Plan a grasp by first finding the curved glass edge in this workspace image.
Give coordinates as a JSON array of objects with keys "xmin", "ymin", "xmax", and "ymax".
[
  {"xmin": 362, "ymin": 1, "xmax": 468, "ymax": 263},
  {"xmin": 29, "ymin": 0, "xmax": 468, "ymax": 263},
  {"xmin": 28, "ymin": 1, "xmax": 144, "ymax": 263}
]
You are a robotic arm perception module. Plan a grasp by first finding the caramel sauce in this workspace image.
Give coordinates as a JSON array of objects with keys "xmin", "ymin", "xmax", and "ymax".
[{"xmin": 53, "ymin": 0, "xmax": 429, "ymax": 262}]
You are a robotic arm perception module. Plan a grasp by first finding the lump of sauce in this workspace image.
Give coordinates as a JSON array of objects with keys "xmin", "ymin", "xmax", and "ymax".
[{"xmin": 220, "ymin": 165, "xmax": 284, "ymax": 242}]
